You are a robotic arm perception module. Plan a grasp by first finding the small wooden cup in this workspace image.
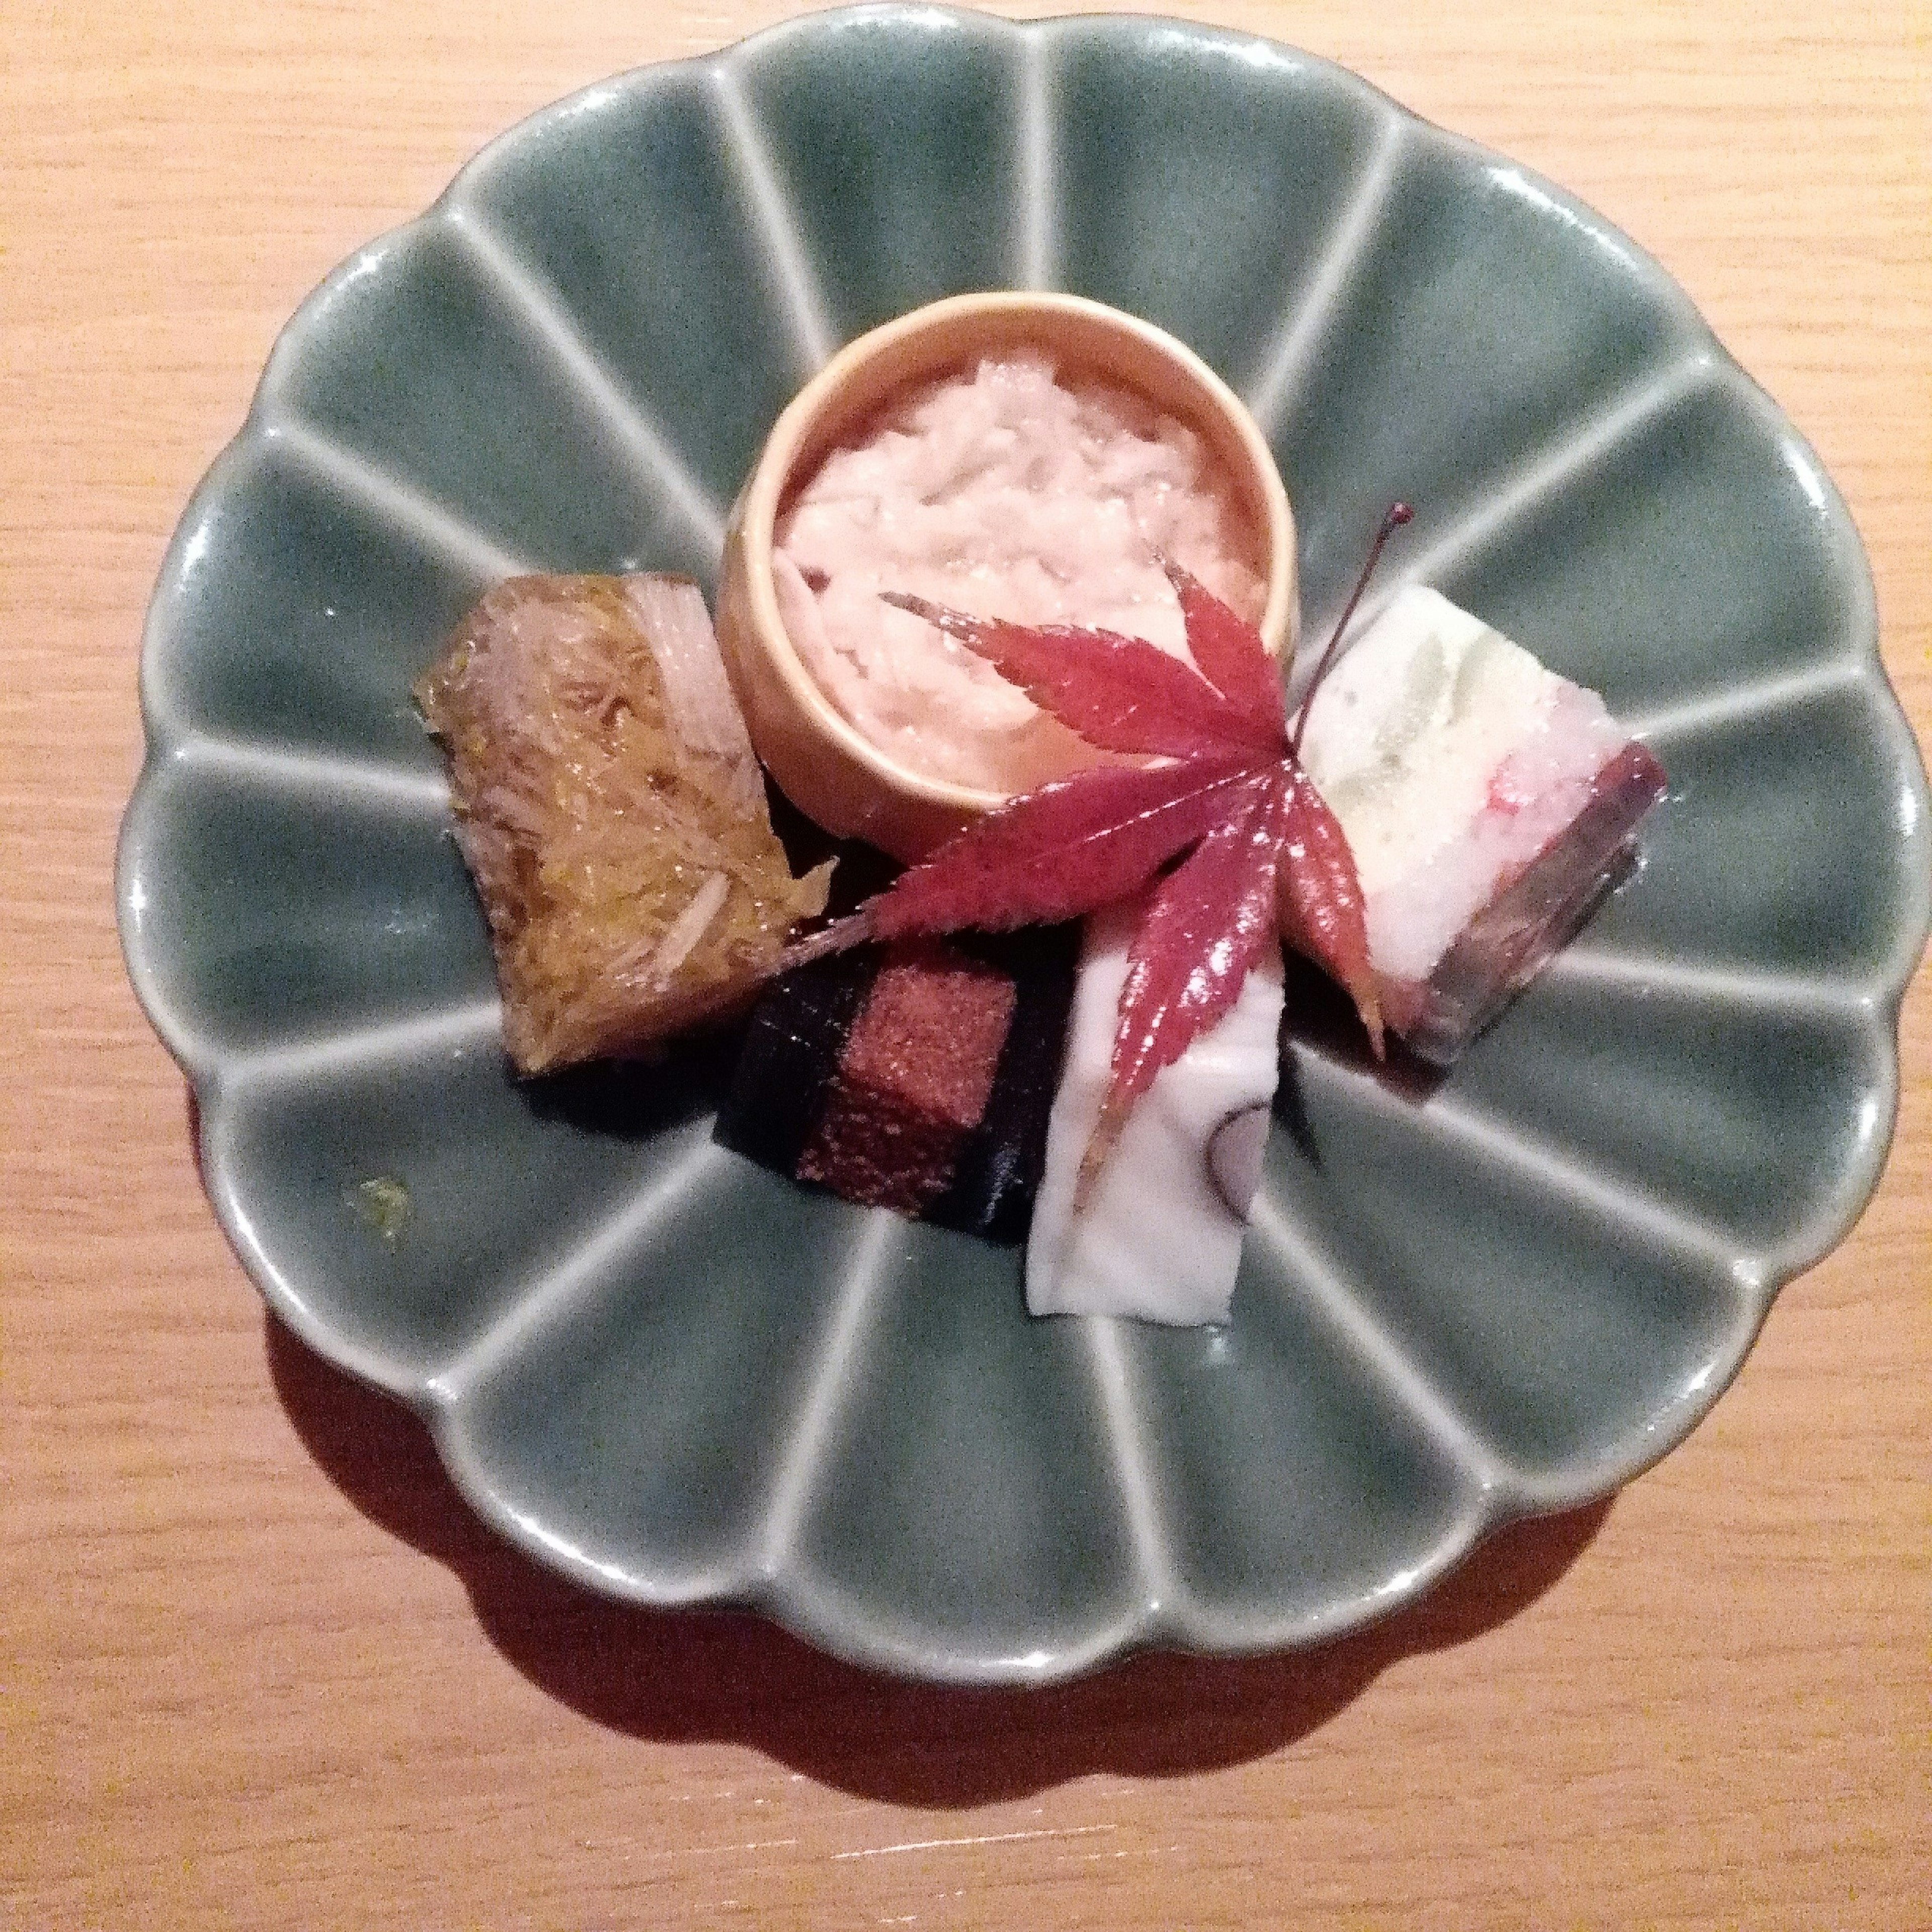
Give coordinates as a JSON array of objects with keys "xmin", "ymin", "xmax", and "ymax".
[{"xmin": 715, "ymin": 292, "xmax": 1296, "ymax": 861}]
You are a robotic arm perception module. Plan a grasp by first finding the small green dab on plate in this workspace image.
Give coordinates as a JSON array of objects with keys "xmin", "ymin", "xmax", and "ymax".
[{"xmin": 344, "ymin": 1176, "xmax": 413, "ymax": 1246}]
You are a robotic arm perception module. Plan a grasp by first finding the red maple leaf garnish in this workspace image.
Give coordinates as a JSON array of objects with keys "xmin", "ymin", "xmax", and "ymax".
[{"xmin": 782, "ymin": 506, "xmax": 1413, "ymax": 1197}]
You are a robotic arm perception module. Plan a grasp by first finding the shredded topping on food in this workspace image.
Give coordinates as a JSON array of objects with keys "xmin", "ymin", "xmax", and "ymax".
[{"xmin": 416, "ymin": 574, "xmax": 832, "ymax": 1074}]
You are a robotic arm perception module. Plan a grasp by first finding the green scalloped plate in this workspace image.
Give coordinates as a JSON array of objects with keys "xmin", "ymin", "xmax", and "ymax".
[{"xmin": 118, "ymin": 7, "xmax": 1930, "ymax": 1683}]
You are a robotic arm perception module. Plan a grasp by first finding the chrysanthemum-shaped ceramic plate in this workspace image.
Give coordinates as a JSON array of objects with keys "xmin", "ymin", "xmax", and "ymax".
[{"xmin": 119, "ymin": 7, "xmax": 1929, "ymax": 1683}]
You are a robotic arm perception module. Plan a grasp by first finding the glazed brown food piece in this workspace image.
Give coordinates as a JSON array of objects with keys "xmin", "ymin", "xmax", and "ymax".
[{"xmin": 416, "ymin": 574, "xmax": 832, "ymax": 1074}]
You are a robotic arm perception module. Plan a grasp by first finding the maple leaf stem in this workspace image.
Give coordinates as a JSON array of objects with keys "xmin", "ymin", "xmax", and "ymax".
[
  {"xmin": 1289, "ymin": 502, "xmax": 1413, "ymax": 760},
  {"xmin": 1071, "ymin": 1112, "xmax": 1126, "ymax": 1217},
  {"xmin": 775, "ymin": 907, "xmax": 876, "ymax": 972}
]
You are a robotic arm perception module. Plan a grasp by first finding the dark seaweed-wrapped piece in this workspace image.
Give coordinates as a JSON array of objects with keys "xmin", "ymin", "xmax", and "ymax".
[
  {"xmin": 713, "ymin": 947, "xmax": 879, "ymax": 1177},
  {"xmin": 926, "ymin": 926, "xmax": 1078, "ymax": 1241},
  {"xmin": 714, "ymin": 927, "xmax": 1076, "ymax": 1242}
]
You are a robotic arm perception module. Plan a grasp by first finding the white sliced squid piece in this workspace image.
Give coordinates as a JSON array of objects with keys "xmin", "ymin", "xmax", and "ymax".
[{"xmin": 1026, "ymin": 898, "xmax": 1284, "ymax": 1327}]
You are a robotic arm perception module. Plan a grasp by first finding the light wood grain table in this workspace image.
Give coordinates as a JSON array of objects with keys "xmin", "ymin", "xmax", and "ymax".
[{"xmin": 5, "ymin": 3, "xmax": 1926, "ymax": 1925}]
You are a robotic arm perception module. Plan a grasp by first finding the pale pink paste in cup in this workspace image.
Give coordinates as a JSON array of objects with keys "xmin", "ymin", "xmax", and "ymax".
[{"xmin": 774, "ymin": 355, "xmax": 1266, "ymax": 795}]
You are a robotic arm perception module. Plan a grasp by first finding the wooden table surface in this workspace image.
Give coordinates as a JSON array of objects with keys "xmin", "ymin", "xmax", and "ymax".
[{"xmin": 5, "ymin": 2, "xmax": 1926, "ymax": 1924}]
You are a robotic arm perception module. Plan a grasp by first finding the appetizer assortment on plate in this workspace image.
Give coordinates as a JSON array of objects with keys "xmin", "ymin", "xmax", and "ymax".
[
  {"xmin": 121, "ymin": 13, "xmax": 1922, "ymax": 1680},
  {"xmin": 415, "ymin": 296, "xmax": 1667, "ymax": 1327}
]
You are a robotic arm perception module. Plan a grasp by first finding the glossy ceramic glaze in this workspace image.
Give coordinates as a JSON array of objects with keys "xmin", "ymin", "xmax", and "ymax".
[
  {"xmin": 117, "ymin": 7, "xmax": 1930, "ymax": 1683},
  {"xmin": 714, "ymin": 289, "xmax": 1297, "ymax": 860}
]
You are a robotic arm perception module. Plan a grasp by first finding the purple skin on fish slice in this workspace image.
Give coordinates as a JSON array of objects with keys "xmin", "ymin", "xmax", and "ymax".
[{"xmin": 1386, "ymin": 740, "xmax": 1669, "ymax": 1064}]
